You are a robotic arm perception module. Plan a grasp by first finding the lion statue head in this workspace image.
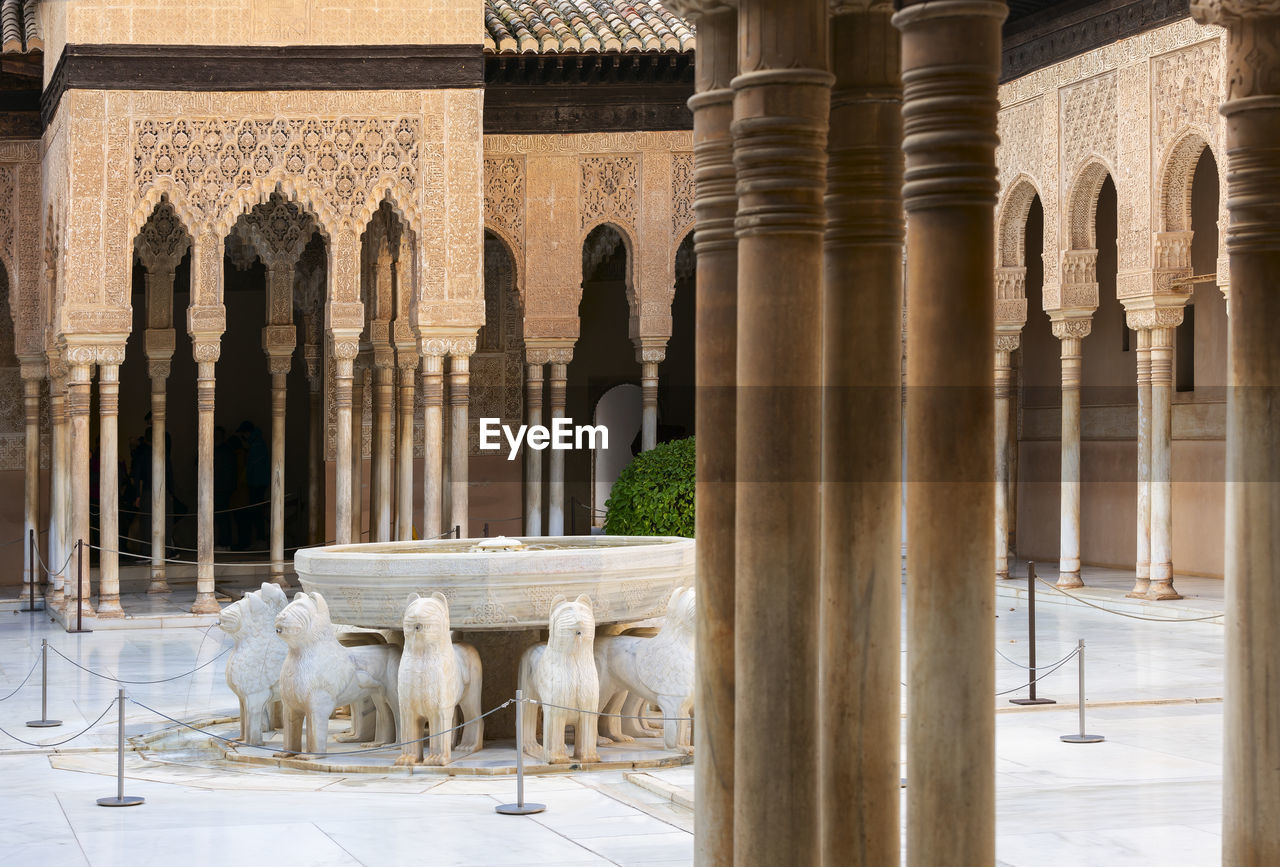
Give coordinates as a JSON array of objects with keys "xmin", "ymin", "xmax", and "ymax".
[
  {"xmin": 219, "ymin": 582, "xmax": 289, "ymax": 638},
  {"xmin": 275, "ymin": 591, "xmax": 334, "ymax": 647},
  {"xmin": 546, "ymin": 594, "xmax": 595, "ymax": 653},
  {"xmin": 662, "ymin": 586, "xmax": 696, "ymax": 640},
  {"xmin": 402, "ymin": 592, "xmax": 452, "ymax": 644}
]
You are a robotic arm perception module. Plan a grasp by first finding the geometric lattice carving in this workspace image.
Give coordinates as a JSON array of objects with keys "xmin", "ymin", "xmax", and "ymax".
[
  {"xmin": 671, "ymin": 152, "xmax": 694, "ymax": 236},
  {"xmin": 1066, "ymin": 160, "xmax": 1112, "ymax": 249},
  {"xmin": 997, "ymin": 177, "xmax": 1041, "ymax": 268},
  {"xmin": 1158, "ymin": 132, "xmax": 1211, "ymax": 233},
  {"xmin": 580, "ymin": 155, "xmax": 638, "ymax": 230},
  {"xmin": 484, "ymin": 156, "xmax": 524, "ymax": 248},
  {"xmin": 1060, "ymin": 72, "xmax": 1117, "ymax": 186},
  {"xmin": 237, "ymin": 192, "xmax": 315, "ymax": 268}
]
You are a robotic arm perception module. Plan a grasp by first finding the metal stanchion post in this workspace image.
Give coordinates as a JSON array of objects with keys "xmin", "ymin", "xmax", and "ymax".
[
  {"xmin": 496, "ymin": 690, "xmax": 545, "ymax": 816},
  {"xmin": 1060, "ymin": 639, "xmax": 1104, "ymax": 744},
  {"xmin": 67, "ymin": 539, "xmax": 91, "ymax": 634},
  {"xmin": 97, "ymin": 687, "xmax": 144, "ymax": 807},
  {"xmin": 1011, "ymin": 561, "xmax": 1055, "ymax": 705},
  {"xmin": 454, "ymin": 525, "xmax": 461, "ymax": 540},
  {"xmin": 21, "ymin": 528, "xmax": 38, "ymax": 612},
  {"xmin": 483, "ymin": 523, "xmax": 490, "ymax": 538},
  {"xmin": 26, "ymin": 639, "xmax": 62, "ymax": 728}
]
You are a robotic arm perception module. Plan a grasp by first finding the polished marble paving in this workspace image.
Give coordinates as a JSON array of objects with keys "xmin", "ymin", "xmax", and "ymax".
[{"xmin": 0, "ymin": 582, "xmax": 1227, "ymax": 865}]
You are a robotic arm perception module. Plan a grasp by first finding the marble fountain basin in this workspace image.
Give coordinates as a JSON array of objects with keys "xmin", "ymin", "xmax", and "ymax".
[{"xmin": 292, "ymin": 535, "xmax": 695, "ymax": 630}]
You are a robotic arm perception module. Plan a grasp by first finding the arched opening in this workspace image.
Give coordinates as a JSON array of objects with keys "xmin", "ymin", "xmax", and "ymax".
[
  {"xmin": 593, "ymin": 383, "xmax": 642, "ymax": 523},
  {"xmin": 658, "ymin": 232, "xmax": 696, "ymax": 443},
  {"xmin": 568, "ymin": 224, "xmax": 634, "ymax": 528},
  {"xmin": 0, "ymin": 258, "xmax": 24, "ymax": 590}
]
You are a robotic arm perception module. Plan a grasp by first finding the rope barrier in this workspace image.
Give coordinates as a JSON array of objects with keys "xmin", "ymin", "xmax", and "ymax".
[
  {"xmin": 128, "ymin": 697, "xmax": 513, "ymax": 758},
  {"xmin": 995, "ymin": 644, "xmax": 1082, "ymax": 672},
  {"xmin": 1034, "ymin": 576, "xmax": 1224, "ymax": 623},
  {"xmin": 94, "ymin": 530, "xmax": 327, "ymax": 557},
  {"xmin": 0, "ymin": 654, "xmax": 41, "ymax": 702},
  {"xmin": 49, "ymin": 644, "xmax": 231, "ymax": 685},
  {"xmin": 0, "ymin": 699, "xmax": 116, "ymax": 748},
  {"xmin": 34, "ymin": 545, "xmax": 75, "ymax": 582},
  {"xmin": 93, "ymin": 495, "xmax": 296, "ymax": 517},
  {"xmin": 87, "ymin": 542, "xmax": 284, "ymax": 570},
  {"xmin": 527, "ymin": 698, "xmax": 693, "ymax": 722},
  {"xmin": 994, "ymin": 647, "xmax": 1081, "ymax": 697}
]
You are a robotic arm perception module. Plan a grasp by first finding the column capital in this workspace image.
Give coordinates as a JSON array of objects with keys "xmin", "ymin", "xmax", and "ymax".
[
  {"xmin": 18, "ymin": 356, "xmax": 46, "ymax": 382},
  {"xmin": 633, "ymin": 337, "xmax": 668, "ymax": 364},
  {"xmin": 144, "ymin": 328, "xmax": 176, "ymax": 363},
  {"xmin": 330, "ymin": 330, "xmax": 362, "ymax": 361},
  {"xmin": 525, "ymin": 339, "xmax": 575, "ymax": 366},
  {"xmin": 187, "ymin": 303, "xmax": 227, "ymax": 341},
  {"xmin": 995, "ymin": 333, "xmax": 1021, "ymax": 353},
  {"xmin": 1050, "ymin": 316, "xmax": 1092, "ymax": 341},
  {"xmin": 1122, "ymin": 297, "xmax": 1188, "ymax": 331}
]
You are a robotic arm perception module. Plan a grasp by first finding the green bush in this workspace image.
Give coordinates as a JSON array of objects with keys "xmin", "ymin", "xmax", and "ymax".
[{"xmin": 603, "ymin": 436, "xmax": 695, "ymax": 537}]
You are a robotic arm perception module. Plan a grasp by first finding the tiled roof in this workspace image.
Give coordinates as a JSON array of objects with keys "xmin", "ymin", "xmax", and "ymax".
[
  {"xmin": 0, "ymin": 0, "xmax": 40, "ymax": 54},
  {"xmin": 484, "ymin": 0, "xmax": 694, "ymax": 54}
]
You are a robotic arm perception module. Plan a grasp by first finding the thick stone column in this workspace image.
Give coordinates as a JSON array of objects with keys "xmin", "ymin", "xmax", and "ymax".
[
  {"xmin": 1191, "ymin": 4, "xmax": 1280, "ymax": 858},
  {"xmin": 332, "ymin": 335, "xmax": 360, "ymax": 545},
  {"xmin": 371, "ymin": 340, "xmax": 395, "ymax": 542},
  {"xmin": 547, "ymin": 357, "xmax": 569, "ymax": 535},
  {"xmin": 449, "ymin": 344, "xmax": 474, "ymax": 537},
  {"xmin": 20, "ymin": 363, "xmax": 42, "ymax": 601},
  {"xmin": 639, "ymin": 354, "xmax": 661, "ymax": 452},
  {"xmin": 995, "ymin": 340, "xmax": 1017, "ymax": 580},
  {"xmin": 894, "ymin": 1, "xmax": 1004, "ymax": 864},
  {"xmin": 420, "ymin": 345, "xmax": 446, "ymax": 538},
  {"xmin": 820, "ymin": 4, "xmax": 903, "ymax": 864},
  {"xmin": 395, "ymin": 348, "xmax": 417, "ymax": 541},
  {"xmin": 675, "ymin": 3, "xmax": 739, "ymax": 860},
  {"xmin": 46, "ymin": 358, "xmax": 66, "ymax": 610},
  {"xmin": 1053, "ymin": 319, "xmax": 1089, "ymax": 588},
  {"xmin": 64, "ymin": 353, "xmax": 94, "ymax": 620},
  {"xmin": 145, "ymin": 332, "xmax": 174, "ymax": 594},
  {"xmin": 524, "ymin": 359, "xmax": 544, "ymax": 536},
  {"xmin": 191, "ymin": 340, "xmax": 220, "ymax": 614},
  {"xmin": 730, "ymin": 2, "xmax": 831, "ymax": 862},
  {"xmin": 1148, "ymin": 324, "xmax": 1181, "ymax": 599},
  {"xmin": 1129, "ymin": 325, "xmax": 1153, "ymax": 597},
  {"xmin": 95, "ymin": 351, "xmax": 125, "ymax": 618}
]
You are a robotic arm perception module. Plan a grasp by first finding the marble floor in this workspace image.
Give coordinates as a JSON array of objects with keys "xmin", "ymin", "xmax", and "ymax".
[{"xmin": 0, "ymin": 584, "xmax": 1226, "ymax": 865}]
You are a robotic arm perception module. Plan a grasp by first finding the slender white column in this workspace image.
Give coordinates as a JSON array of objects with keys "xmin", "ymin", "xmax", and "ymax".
[
  {"xmin": 96, "ymin": 358, "xmax": 124, "ymax": 618},
  {"xmin": 65, "ymin": 358, "xmax": 94, "ymax": 621},
  {"xmin": 524, "ymin": 361, "xmax": 544, "ymax": 536},
  {"xmin": 20, "ymin": 367, "xmax": 41, "ymax": 601},
  {"xmin": 395, "ymin": 354, "xmax": 416, "ymax": 540},
  {"xmin": 303, "ymin": 333, "xmax": 323, "ymax": 546},
  {"xmin": 191, "ymin": 348, "xmax": 220, "ymax": 614},
  {"xmin": 995, "ymin": 343, "xmax": 1015, "ymax": 579},
  {"xmin": 640, "ymin": 358, "xmax": 659, "ymax": 451},
  {"xmin": 332, "ymin": 337, "xmax": 360, "ymax": 545},
  {"xmin": 350, "ymin": 359, "xmax": 366, "ymax": 541},
  {"xmin": 420, "ymin": 350, "xmax": 445, "ymax": 538},
  {"xmin": 147, "ymin": 362, "xmax": 170, "ymax": 593},
  {"xmin": 371, "ymin": 358, "xmax": 395, "ymax": 542},
  {"xmin": 46, "ymin": 366, "xmax": 66, "ymax": 610},
  {"xmin": 1053, "ymin": 321, "xmax": 1088, "ymax": 588},
  {"xmin": 267, "ymin": 357, "xmax": 290, "ymax": 585},
  {"xmin": 1148, "ymin": 325, "xmax": 1180, "ymax": 599},
  {"xmin": 548, "ymin": 359, "xmax": 568, "ymax": 535},
  {"xmin": 1129, "ymin": 326, "xmax": 1152, "ymax": 597},
  {"xmin": 449, "ymin": 350, "xmax": 472, "ymax": 537}
]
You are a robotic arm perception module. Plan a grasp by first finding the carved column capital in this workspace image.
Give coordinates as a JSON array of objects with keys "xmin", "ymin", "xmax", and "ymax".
[
  {"xmin": 1124, "ymin": 304, "xmax": 1187, "ymax": 331},
  {"xmin": 525, "ymin": 339, "xmax": 575, "ymax": 366},
  {"xmin": 330, "ymin": 332, "xmax": 362, "ymax": 361},
  {"xmin": 1050, "ymin": 317, "xmax": 1093, "ymax": 341}
]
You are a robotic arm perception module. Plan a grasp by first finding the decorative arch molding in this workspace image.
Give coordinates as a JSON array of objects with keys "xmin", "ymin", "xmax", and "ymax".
[
  {"xmin": 1157, "ymin": 129, "xmax": 1214, "ymax": 234},
  {"xmin": 484, "ymin": 223, "xmax": 525, "ymax": 303},
  {"xmin": 581, "ymin": 220, "xmax": 638, "ymax": 325},
  {"xmin": 997, "ymin": 174, "xmax": 1043, "ymax": 269},
  {"xmin": 1065, "ymin": 158, "xmax": 1114, "ymax": 250}
]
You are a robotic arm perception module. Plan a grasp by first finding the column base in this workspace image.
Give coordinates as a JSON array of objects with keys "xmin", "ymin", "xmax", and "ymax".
[
  {"xmin": 269, "ymin": 573, "xmax": 290, "ymax": 589},
  {"xmin": 995, "ymin": 570, "xmax": 1009, "ymax": 581},
  {"xmin": 1055, "ymin": 571, "xmax": 1083, "ymax": 590},
  {"xmin": 1145, "ymin": 580, "xmax": 1182, "ymax": 601},
  {"xmin": 96, "ymin": 597, "xmax": 125, "ymax": 618},
  {"xmin": 47, "ymin": 586, "xmax": 65, "ymax": 611},
  {"xmin": 190, "ymin": 593, "xmax": 221, "ymax": 614},
  {"xmin": 147, "ymin": 579, "xmax": 171, "ymax": 594},
  {"xmin": 1125, "ymin": 576, "xmax": 1151, "ymax": 598}
]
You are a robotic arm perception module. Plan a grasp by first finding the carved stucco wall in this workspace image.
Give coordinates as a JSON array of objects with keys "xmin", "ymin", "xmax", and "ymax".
[
  {"xmin": 482, "ymin": 132, "xmax": 695, "ymax": 348},
  {"xmin": 995, "ymin": 17, "xmax": 1228, "ymax": 324},
  {"xmin": 40, "ymin": 0, "xmax": 483, "ymax": 83}
]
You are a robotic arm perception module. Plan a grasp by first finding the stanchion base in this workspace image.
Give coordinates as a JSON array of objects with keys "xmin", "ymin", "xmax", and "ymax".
[
  {"xmin": 97, "ymin": 796, "xmax": 144, "ymax": 807},
  {"xmin": 495, "ymin": 803, "xmax": 545, "ymax": 815},
  {"xmin": 1060, "ymin": 734, "xmax": 1105, "ymax": 744},
  {"xmin": 1009, "ymin": 697, "xmax": 1057, "ymax": 706},
  {"xmin": 65, "ymin": 628, "xmax": 93, "ymax": 634},
  {"xmin": 899, "ymin": 778, "xmax": 907, "ymax": 788},
  {"xmin": 19, "ymin": 605, "xmax": 45, "ymax": 613},
  {"xmin": 26, "ymin": 719, "xmax": 62, "ymax": 728}
]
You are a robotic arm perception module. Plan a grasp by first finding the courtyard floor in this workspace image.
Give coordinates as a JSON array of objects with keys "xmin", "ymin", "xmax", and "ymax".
[{"xmin": 0, "ymin": 578, "xmax": 1225, "ymax": 866}]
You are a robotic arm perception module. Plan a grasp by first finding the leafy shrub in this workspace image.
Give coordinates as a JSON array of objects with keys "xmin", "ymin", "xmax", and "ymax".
[{"xmin": 603, "ymin": 436, "xmax": 695, "ymax": 537}]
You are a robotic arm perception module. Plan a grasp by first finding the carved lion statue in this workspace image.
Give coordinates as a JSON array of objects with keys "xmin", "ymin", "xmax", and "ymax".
[
  {"xmin": 595, "ymin": 586, "xmax": 695, "ymax": 752},
  {"xmin": 218, "ymin": 582, "xmax": 289, "ymax": 746},
  {"xmin": 274, "ymin": 591, "xmax": 401, "ymax": 755},
  {"xmin": 395, "ymin": 593, "xmax": 484, "ymax": 766},
  {"xmin": 518, "ymin": 594, "xmax": 600, "ymax": 764}
]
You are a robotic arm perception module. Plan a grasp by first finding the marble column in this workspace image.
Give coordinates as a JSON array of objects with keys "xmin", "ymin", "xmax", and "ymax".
[
  {"xmin": 672, "ymin": 2, "xmax": 739, "ymax": 861},
  {"xmin": 420, "ymin": 348, "xmax": 445, "ymax": 538},
  {"xmin": 20, "ymin": 365, "xmax": 42, "ymax": 601},
  {"xmin": 350, "ymin": 356, "xmax": 367, "ymax": 541},
  {"xmin": 731, "ymin": 1, "xmax": 830, "ymax": 862},
  {"xmin": 547, "ymin": 357, "xmax": 569, "ymax": 535},
  {"xmin": 1192, "ymin": 4, "xmax": 1280, "ymax": 858},
  {"xmin": 395, "ymin": 349, "xmax": 417, "ymax": 541},
  {"xmin": 191, "ymin": 341, "xmax": 220, "ymax": 614},
  {"xmin": 449, "ymin": 346, "xmax": 473, "ymax": 537},
  {"xmin": 524, "ymin": 360, "xmax": 544, "ymax": 536},
  {"xmin": 1129, "ymin": 326, "xmax": 1153, "ymax": 597},
  {"xmin": 266, "ymin": 350, "xmax": 292, "ymax": 585},
  {"xmin": 145, "ymin": 339, "xmax": 173, "ymax": 594},
  {"xmin": 304, "ymin": 335, "xmax": 324, "ymax": 545},
  {"xmin": 332, "ymin": 335, "xmax": 360, "ymax": 545},
  {"xmin": 1148, "ymin": 324, "xmax": 1180, "ymax": 599},
  {"xmin": 64, "ymin": 356, "xmax": 94, "ymax": 620},
  {"xmin": 1053, "ymin": 320, "xmax": 1089, "ymax": 589},
  {"xmin": 371, "ymin": 346, "xmax": 395, "ymax": 542},
  {"xmin": 640, "ymin": 357, "xmax": 659, "ymax": 451},
  {"xmin": 96, "ymin": 353, "xmax": 124, "ymax": 618},
  {"xmin": 820, "ymin": 4, "xmax": 903, "ymax": 864},
  {"xmin": 894, "ymin": 1, "xmax": 1004, "ymax": 863},
  {"xmin": 46, "ymin": 360, "xmax": 66, "ymax": 610},
  {"xmin": 995, "ymin": 340, "xmax": 1016, "ymax": 580}
]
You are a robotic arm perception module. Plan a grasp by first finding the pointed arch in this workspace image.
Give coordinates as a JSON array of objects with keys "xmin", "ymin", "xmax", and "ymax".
[
  {"xmin": 997, "ymin": 175, "xmax": 1043, "ymax": 269},
  {"xmin": 1157, "ymin": 129, "xmax": 1216, "ymax": 234},
  {"xmin": 1065, "ymin": 158, "xmax": 1114, "ymax": 250}
]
